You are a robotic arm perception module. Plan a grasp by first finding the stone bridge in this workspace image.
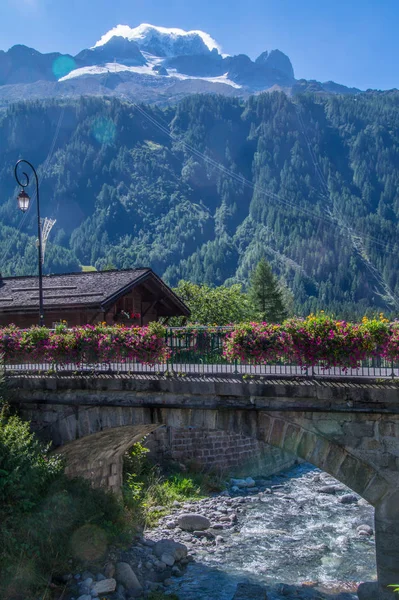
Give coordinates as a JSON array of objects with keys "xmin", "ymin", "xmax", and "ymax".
[{"xmin": 9, "ymin": 374, "xmax": 399, "ymax": 599}]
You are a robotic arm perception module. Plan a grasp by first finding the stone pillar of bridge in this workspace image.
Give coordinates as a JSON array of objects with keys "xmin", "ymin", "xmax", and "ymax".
[{"xmin": 358, "ymin": 491, "xmax": 399, "ymax": 600}]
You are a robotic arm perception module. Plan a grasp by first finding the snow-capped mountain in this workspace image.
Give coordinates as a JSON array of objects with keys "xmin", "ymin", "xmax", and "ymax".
[
  {"xmin": 61, "ymin": 23, "xmax": 296, "ymax": 91},
  {"xmin": 0, "ymin": 23, "xmax": 361, "ymax": 106},
  {"xmin": 93, "ymin": 24, "xmax": 221, "ymax": 57}
]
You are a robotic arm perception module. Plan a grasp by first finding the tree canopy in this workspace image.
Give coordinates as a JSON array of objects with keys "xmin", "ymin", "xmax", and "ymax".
[
  {"xmin": 248, "ymin": 258, "xmax": 288, "ymax": 322},
  {"xmin": 1, "ymin": 92, "xmax": 399, "ymax": 317}
]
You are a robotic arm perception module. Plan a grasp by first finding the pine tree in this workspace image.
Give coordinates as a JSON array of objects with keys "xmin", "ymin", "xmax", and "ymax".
[{"xmin": 248, "ymin": 258, "xmax": 287, "ymax": 323}]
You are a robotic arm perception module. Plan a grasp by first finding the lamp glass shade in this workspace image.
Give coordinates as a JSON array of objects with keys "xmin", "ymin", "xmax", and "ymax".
[{"xmin": 17, "ymin": 190, "xmax": 30, "ymax": 212}]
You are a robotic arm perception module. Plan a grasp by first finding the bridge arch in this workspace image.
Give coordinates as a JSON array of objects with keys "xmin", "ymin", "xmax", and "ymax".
[
  {"xmin": 13, "ymin": 375, "xmax": 399, "ymax": 599},
  {"xmin": 43, "ymin": 404, "xmax": 388, "ymax": 506}
]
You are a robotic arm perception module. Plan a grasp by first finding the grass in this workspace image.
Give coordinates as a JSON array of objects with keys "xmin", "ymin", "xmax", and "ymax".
[
  {"xmin": 81, "ymin": 265, "xmax": 97, "ymax": 272},
  {"xmin": 123, "ymin": 443, "xmax": 225, "ymax": 528}
]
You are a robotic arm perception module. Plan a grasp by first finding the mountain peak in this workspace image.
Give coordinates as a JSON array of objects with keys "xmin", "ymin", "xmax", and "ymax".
[
  {"xmin": 255, "ymin": 49, "xmax": 294, "ymax": 80},
  {"xmin": 93, "ymin": 23, "xmax": 222, "ymax": 57}
]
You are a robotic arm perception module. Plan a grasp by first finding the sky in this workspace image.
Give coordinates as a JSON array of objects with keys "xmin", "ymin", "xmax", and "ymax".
[{"xmin": 1, "ymin": 0, "xmax": 397, "ymax": 90}]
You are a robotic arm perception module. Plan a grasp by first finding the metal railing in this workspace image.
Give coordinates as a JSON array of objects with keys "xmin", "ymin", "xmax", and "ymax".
[{"xmin": 3, "ymin": 327, "xmax": 399, "ymax": 380}]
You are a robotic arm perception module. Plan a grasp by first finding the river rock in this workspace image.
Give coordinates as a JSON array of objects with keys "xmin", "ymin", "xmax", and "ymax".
[
  {"xmin": 92, "ymin": 578, "xmax": 116, "ymax": 594},
  {"xmin": 115, "ymin": 563, "xmax": 142, "ymax": 591},
  {"xmin": 104, "ymin": 562, "xmax": 116, "ymax": 578},
  {"xmin": 161, "ymin": 552, "xmax": 175, "ymax": 566},
  {"xmin": 357, "ymin": 524, "xmax": 373, "ymax": 536},
  {"xmin": 154, "ymin": 539, "xmax": 188, "ymax": 561},
  {"xmin": 233, "ymin": 582, "xmax": 268, "ymax": 599},
  {"xmin": 171, "ymin": 565, "xmax": 182, "ymax": 576},
  {"xmin": 318, "ymin": 485, "xmax": 341, "ymax": 494},
  {"xmin": 231, "ymin": 477, "xmax": 256, "ymax": 488},
  {"xmin": 177, "ymin": 513, "xmax": 211, "ymax": 531},
  {"xmin": 339, "ymin": 493, "xmax": 358, "ymax": 504}
]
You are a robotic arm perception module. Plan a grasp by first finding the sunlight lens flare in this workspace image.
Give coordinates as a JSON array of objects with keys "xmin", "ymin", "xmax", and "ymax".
[
  {"xmin": 52, "ymin": 56, "xmax": 76, "ymax": 79},
  {"xmin": 70, "ymin": 524, "xmax": 107, "ymax": 561},
  {"xmin": 92, "ymin": 117, "xmax": 117, "ymax": 145}
]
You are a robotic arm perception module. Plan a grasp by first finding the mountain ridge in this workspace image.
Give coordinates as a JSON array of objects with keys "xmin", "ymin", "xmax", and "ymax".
[{"xmin": 0, "ymin": 23, "xmax": 371, "ymax": 105}]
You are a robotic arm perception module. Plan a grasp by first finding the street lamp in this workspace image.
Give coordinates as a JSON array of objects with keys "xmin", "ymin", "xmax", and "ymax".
[{"xmin": 14, "ymin": 159, "xmax": 44, "ymax": 326}]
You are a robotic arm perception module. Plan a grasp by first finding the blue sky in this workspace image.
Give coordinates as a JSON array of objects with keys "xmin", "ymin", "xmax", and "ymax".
[{"xmin": 1, "ymin": 0, "xmax": 397, "ymax": 90}]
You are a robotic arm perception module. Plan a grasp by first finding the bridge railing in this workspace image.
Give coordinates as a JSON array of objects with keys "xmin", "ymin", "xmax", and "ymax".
[{"xmin": 3, "ymin": 326, "xmax": 398, "ymax": 380}]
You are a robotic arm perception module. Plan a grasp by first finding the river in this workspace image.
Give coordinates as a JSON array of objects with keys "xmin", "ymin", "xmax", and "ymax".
[{"xmin": 166, "ymin": 464, "xmax": 376, "ymax": 599}]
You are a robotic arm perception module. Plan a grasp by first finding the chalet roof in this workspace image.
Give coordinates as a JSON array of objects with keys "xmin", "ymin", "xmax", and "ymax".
[{"xmin": 0, "ymin": 268, "xmax": 190, "ymax": 316}]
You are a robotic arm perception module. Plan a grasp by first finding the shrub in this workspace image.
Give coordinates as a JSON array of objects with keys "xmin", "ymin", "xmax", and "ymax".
[{"xmin": 0, "ymin": 409, "xmax": 129, "ymax": 600}]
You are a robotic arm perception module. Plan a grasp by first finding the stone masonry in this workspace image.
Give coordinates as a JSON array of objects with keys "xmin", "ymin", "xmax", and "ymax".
[
  {"xmin": 144, "ymin": 426, "xmax": 297, "ymax": 476},
  {"xmin": 9, "ymin": 374, "xmax": 399, "ymax": 599}
]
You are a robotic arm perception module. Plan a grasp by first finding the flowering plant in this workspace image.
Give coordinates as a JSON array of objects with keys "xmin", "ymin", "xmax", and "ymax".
[
  {"xmin": 224, "ymin": 322, "xmax": 293, "ymax": 364},
  {"xmin": 283, "ymin": 314, "xmax": 373, "ymax": 369},
  {"xmin": 224, "ymin": 313, "xmax": 395, "ymax": 370},
  {"xmin": 0, "ymin": 322, "xmax": 169, "ymax": 366}
]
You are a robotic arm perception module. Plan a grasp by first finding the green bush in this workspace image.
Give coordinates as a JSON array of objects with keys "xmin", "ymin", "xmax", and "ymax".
[
  {"xmin": 0, "ymin": 407, "xmax": 129, "ymax": 600},
  {"xmin": 0, "ymin": 412, "xmax": 64, "ymax": 511}
]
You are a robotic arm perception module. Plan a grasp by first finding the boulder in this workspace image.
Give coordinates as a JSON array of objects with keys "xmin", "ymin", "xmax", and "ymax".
[
  {"xmin": 92, "ymin": 578, "xmax": 117, "ymax": 594},
  {"xmin": 115, "ymin": 562, "xmax": 142, "ymax": 591},
  {"xmin": 318, "ymin": 485, "xmax": 341, "ymax": 494},
  {"xmin": 177, "ymin": 513, "xmax": 211, "ymax": 531},
  {"xmin": 154, "ymin": 539, "xmax": 188, "ymax": 561},
  {"xmin": 357, "ymin": 524, "xmax": 373, "ymax": 536},
  {"xmin": 161, "ymin": 552, "xmax": 175, "ymax": 566},
  {"xmin": 104, "ymin": 562, "xmax": 115, "ymax": 578},
  {"xmin": 231, "ymin": 477, "xmax": 256, "ymax": 488},
  {"xmin": 339, "ymin": 493, "xmax": 358, "ymax": 504}
]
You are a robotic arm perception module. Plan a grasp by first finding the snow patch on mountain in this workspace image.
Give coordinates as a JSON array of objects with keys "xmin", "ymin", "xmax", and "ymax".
[
  {"xmin": 59, "ymin": 61, "xmax": 241, "ymax": 90},
  {"xmin": 93, "ymin": 23, "xmax": 222, "ymax": 56},
  {"xmin": 59, "ymin": 63, "xmax": 158, "ymax": 81},
  {"xmin": 169, "ymin": 70, "xmax": 241, "ymax": 89}
]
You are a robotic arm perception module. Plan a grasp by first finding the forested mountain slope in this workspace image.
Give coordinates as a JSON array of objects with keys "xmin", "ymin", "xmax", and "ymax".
[{"xmin": 0, "ymin": 91, "xmax": 398, "ymax": 316}]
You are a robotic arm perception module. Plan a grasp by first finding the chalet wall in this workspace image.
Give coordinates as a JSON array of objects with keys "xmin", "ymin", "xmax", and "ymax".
[{"xmin": 0, "ymin": 286, "xmax": 158, "ymax": 328}]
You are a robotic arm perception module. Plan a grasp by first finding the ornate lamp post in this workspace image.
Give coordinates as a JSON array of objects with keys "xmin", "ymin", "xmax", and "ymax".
[{"xmin": 14, "ymin": 159, "xmax": 44, "ymax": 326}]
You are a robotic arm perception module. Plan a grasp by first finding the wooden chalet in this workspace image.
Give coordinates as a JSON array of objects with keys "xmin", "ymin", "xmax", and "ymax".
[{"xmin": 0, "ymin": 268, "xmax": 190, "ymax": 328}]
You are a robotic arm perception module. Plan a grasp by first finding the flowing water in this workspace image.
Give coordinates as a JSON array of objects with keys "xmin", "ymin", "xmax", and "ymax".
[{"xmin": 167, "ymin": 464, "xmax": 376, "ymax": 599}]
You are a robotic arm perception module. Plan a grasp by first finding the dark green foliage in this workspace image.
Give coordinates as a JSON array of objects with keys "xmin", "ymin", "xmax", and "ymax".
[
  {"xmin": 1, "ymin": 92, "xmax": 399, "ymax": 316},
  {"xmin": 0, "ymin": 413, "xmax": 63, "ymax": 511},
  {"xmin": 123, "ymin": 442, "xmax": 224, "ymax": 528},
  {"xmin": 248, "ymin": 258, "xmax": 287, "ymax": 322},
  {"xmin": 0, "ymin": 407, "xmax": 128, "ymax": 599}
]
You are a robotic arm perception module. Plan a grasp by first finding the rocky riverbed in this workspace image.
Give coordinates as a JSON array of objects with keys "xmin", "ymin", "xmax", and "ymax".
[{"xmin": 66, "ymin": 464, "xmax": 376, "ymax": 600}]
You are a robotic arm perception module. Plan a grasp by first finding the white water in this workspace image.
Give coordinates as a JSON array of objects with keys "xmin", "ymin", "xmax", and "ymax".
[{"xmin": 168, "ymin": 464, "xmax": 376, "ymax": 599}]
